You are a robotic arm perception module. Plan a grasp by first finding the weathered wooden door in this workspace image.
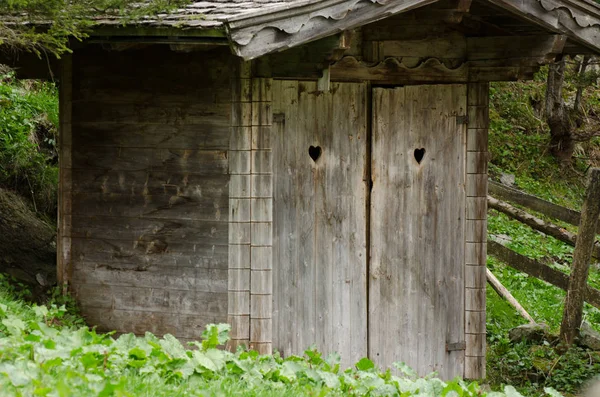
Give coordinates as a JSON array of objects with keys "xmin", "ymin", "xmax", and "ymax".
[
  {"xmin": 369, "ymin": 85, "xmax": 467, "ymax": 379},
  {"xmin": 271, "ymin": 82, "xmax": 466, "ymax": 377},
  {"xmin": 271, "ymin": 81, "xmax": 369, "ymax": 369}
]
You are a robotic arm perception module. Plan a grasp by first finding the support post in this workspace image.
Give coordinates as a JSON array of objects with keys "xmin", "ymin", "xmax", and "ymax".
[{"xmin": 560, "ymin": 168, "xmax": 600, "ymax": 346}]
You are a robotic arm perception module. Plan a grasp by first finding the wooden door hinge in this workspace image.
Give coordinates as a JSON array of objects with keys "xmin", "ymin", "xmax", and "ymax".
[
  {"xmin": 446, "ymin": 341, "xmax": 466, "ymax": 352},
  {"xmin": 456, "ymin": 115, "xmax": 469, "ymax": 125}
]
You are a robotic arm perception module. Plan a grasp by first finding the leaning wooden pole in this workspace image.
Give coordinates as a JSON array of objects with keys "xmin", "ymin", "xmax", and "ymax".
[
  {"xmin": 486, "ymin": 268, "xmax": 536, "ymax": 323},
  {"xmin": 560, "ymin": 168, "xmax": 600, "ymax": 346},
  {"xmin": 488, "ymin": 195, "xmax": 600, "ymax": 259}
]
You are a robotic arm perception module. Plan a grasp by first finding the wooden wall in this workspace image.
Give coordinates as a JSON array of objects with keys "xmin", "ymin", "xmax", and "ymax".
[{"xmin": 63, "ymin": 45, "xmax": 233, "ymax": 343}]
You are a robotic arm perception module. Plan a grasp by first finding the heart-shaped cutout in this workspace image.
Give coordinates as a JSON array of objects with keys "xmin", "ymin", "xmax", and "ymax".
[
  {"xmin": 309, "ymin": 146, "xmax": 322, "ymax": 162},
  {"xmin": 414, "ymin": 148, "xmax": 426, "ymax": 164}
]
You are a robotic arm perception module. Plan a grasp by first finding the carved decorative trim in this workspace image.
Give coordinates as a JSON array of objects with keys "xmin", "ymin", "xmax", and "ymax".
[
  {"xmin": 538, "ymin": 0, "xmax": 600, "ymax": 28},
  {"xmin": 224, "ymin": 0, "xmax": 438, "ymax": 59}
]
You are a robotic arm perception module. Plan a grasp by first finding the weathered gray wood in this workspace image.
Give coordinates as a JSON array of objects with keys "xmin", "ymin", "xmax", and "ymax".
[
  {"xmin": 73, "ymin": 266, "xmax": 227, "ymax": 292},
  {"xmin": 561, "ymin": 169, "xmax": 600, "ymax": 345},
  {"xmin": 74, "ymin": 284, "xmax": 227, "ymax": 315},
  {"xmin": 71, "ymin": 237, "xmax": 228, "ymax": 269},
  {"xmin": 69, "ymin": 47, "xmax": 233, "ymax": 343},
  {"xmin": 370, "ymin": 85, "xmax": 466, "ymax": 379},
  {"xmin": 82, "ymin": 308, "xmax": 225, "ymax": 341},
  {"xmin": 488, "ymin": 196, "xmax": 600, "ymax": 258},
  {"xmin": 487, "ymin": 268, "xmax": 535, "ymax": 323},
  {"xmin": 489, "ymin": 180, "xmax": 600, "ymax": 232},
  {"xmin": 58, "ymin": 54, "xmax": 73, "ymax": 292},
  {"xmin": 70, "ymin": 170, "xmax": 228, "ymax": 196},
  {"xmin": 72, "ymin": 124, "xmax": 230, "ymax": 150},
  {"xmin": 68, "ymin": 193, "xmax": 227, "ymax": 221},
  {"xmin": 487, "ymin": 240, "xmax": 600, "ymax": 310},
  {"xmin": 271, "ymin": 80, "xmax": 368, "ymax": 369},
  {"xmin": 71, "ymin": 147, "xmax": 228, "ymax": 174}
]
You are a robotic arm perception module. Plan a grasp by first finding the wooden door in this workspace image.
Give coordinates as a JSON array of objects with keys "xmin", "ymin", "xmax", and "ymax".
[
  {"xmin": 369, "ymin": 85, "xmax": 467, "ymax": 379},
  {"xmin": 271, "ymin": 81, "xmax": 369, "ymax": 368}
]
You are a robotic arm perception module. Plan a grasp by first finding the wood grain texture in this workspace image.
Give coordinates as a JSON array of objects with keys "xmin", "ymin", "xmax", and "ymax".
[
  {"xmin": 68, "ymin": 46, "xmax": 234, "ymax": 340},
  {"xmin": 58, "ymin": 54, "xmax": 73, "ymax": 291},
  {"xmin": 369, "ymin": 85, "xmax": 466, "ymax": 380},
  {"xmin": 271, "ymin": 80, "xmax": 368, "ymax": 369}
]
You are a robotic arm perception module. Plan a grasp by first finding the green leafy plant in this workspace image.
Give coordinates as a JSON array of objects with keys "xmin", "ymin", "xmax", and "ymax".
[{"xmin": 0, "ymin": 273, "xmax": 559, "ymax": 397}]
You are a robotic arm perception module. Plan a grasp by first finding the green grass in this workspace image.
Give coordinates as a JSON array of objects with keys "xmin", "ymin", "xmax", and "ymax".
[
  {"xmin": 0, "ymin": 73, "xmax": 59, "ymax": 218},
  {"xmin": 485, "ymin": 74, "xmax": 600, "ymax": 397}
]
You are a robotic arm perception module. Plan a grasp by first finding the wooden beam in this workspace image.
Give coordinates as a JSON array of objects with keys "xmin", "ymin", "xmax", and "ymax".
[
  {"xmin": 485, "ymin": 0, "xmax": 600, "ymax": 54},
  {"xmin": 487, "ymin": 268, "xmax": 536, "ymax": 323},
  {"xmin": 488, "ymin": 240, "xmax": 600, "ymax": 310},
  {"xmin": 488, "ymin": 180, "xmax": 600, "ymax": 233},
  {"xmin": 89, "ymin": 26, "xmax": 227, "ymax": 38},
  {"xmin": 467, "ymin": 35, "xmax": 566, "ymax": 62},
  {"xmin": 226, "ymin": 0, "xmax": 439, "ymax": 59},
  {"xmin": 488, "ymin": 195, "xmax": 600, "ymax": 258}
]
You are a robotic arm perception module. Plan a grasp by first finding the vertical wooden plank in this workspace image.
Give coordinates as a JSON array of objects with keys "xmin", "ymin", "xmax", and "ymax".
[
  {"xmin": 272, "ymin": 80, "xmax": 368, "ymax": 368},
  {"xmin": 58, "ymin": 55, "xmax": 73, "ymax": 293},
  {"xmin": 249, "ymin": 77, "xmax": 273, "ymax": 355},
  {"xmin": 369, "ymin": 84, "xmax": 466, "ymax": 380},
  {"xmin": 464, "ymin": 82, "xmax": 489, "ymax": 380},
  {"xmin": 228, "ymin": 60, "xmax": 252, "ymax": 350},
  {"xmin": 272, "ymin": 80, "xmax": 299, "ymax": 358}
]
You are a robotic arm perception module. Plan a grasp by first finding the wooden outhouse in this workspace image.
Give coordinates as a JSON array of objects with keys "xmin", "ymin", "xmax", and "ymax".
[{"xmin": 6, "ymin": 0, "xmax": 600, "ymax": 380}]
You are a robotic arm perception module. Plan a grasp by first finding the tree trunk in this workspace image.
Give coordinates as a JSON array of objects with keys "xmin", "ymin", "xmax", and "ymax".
[
  {"xmin": 560, "ymin": 168, "xmax": 600, "ymax": 346},
  {"xmin": 545, "ymin": 57, "xmax": 574, "ymax": 163},
  {"xmin": 0, "ymin": 187, "xmax": 56, "ymax": 294}
]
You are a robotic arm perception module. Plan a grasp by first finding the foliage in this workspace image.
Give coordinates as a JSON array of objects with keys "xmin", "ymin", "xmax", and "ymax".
[
  {"xmin": 0, "ymin": 72, "xmax": 58, "ymax": 217},
  {"xmin": 0, "ymin": 0, "xmax": 193, "ymax": 56},
  {"xmin": 0, "ymin": 274, "xmax": 557, "ymax": 397},
  {"xmin": 487, "ymin": 74, "xmax": 600, "ymax": 396}
]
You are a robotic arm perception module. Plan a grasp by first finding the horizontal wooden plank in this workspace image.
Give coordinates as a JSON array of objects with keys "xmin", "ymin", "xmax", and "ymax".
[
  {"xmin": 467, "ymin": 35, "xmax": 566, "ymax": 61},
  {"xmin": 72, "ymin": 123, "xmax": 229, "ymax": 150},
  {"xmin": 70, "ymin": 170, "xmax": 228, "ymax": 196},
  {"xmin": 465, "ymin": 311, "xmax": 486, "ymax": 334},
  {"xmin": 71, "ymin": 237, "xmax": 228, "ymax": 269},
  {"xmin": 488, "ymin": 180, "xmax": 599, "ymax": 232},
  {"xmin": 228, "ymin": 315, "xmax": 250, "ymax": 339},
  {"xmin": 487, "ymin": 240, "xmax": 600, "ymax": 310},
  {"xmin": 81, "ymin": 307, "xmax": 225, "ymax": 340},
  {"xmin": 69, "ymin": 192, "xmax": 227, "ymax": 221},
  {"xmin": 466, "ymin": 333, "xmax": 486, "ymax": 357},
  {"xmin": 72, "ymin": 266, "xmax": 227, "ymax": 292},
  {"xmin": 71, "ymin": 147, "xmax": 228, "ymax": 173},
  {"xmin": 73, "ymin": 102, "xmax": 230, "ymax": 125},
  {"xmin": 228, "ymin": 292, "xmax": 250, "ymax": 316},
  {"xmin": 74, "ymin": 283, "xmax": 227, "ymax": 316},
  {"xmin": 381, "ymin": 33, "xmax": 466, "ymax": 59},
  {"xmin": 70, "ymin": 216, "xmax": 227, "ymax": 241}
]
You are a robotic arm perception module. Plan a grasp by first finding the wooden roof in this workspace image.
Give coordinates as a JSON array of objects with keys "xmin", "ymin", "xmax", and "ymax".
[
  {"xmin": 220, "ymin": 0, "xmax": 600, "ymax": 58},
  {"xmin": 36, "ymin": 0, "xmax": 600, "ymax": 58}
]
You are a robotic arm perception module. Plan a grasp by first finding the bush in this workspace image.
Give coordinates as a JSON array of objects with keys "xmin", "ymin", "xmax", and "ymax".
[{"xmin": 0, "ymin": 72, "xmax": 59, "ymax": 219}]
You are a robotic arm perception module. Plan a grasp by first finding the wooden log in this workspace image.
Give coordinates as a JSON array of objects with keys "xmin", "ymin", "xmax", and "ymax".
[
  {"xmin": 488, "ymin": 180, "xmax": 597, "ymax": 232},
  {"xmin": 488, "ymin": 195, "xmax": 600, "ymax": 259},
  {"xmin": 486, "ymin": 268, "xmax": 535, "ymax": 323},
  {"xmin": 487, "ymin": 240, "xmax": 600, "ymax": 310},
  {"xmin": 560, "ymin": 169, "xmax": 600, "ymax": 346}
]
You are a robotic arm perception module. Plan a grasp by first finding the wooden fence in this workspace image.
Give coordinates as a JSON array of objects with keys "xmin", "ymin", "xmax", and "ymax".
[{"xmin": 487, "ymin": 179, "xmax": 600, "ymax": 310}]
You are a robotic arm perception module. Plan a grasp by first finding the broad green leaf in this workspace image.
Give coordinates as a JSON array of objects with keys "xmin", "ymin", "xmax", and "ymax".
[
  {"xmin": 544, "ymin": 388, "xmax": 564, "ymax": 397},
  {"xmin": 504, "ymin": 385, "xmax": 525, "ymax": 397},
  {"xmin": 356, "ymin": 357, "xmax": 375, "ymax": 371},
  {"xmin": 159, "ymin": 334, "xmax": 187, "ymax": 359},
  {"xmin": 2, "ymin": 316, "xmax": 26, "ymax": 335}
]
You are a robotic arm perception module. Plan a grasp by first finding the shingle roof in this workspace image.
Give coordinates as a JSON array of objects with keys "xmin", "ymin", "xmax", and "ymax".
[{"xmin": 91, "ymin": 0, "xmax": 300, "ymax": 29}]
